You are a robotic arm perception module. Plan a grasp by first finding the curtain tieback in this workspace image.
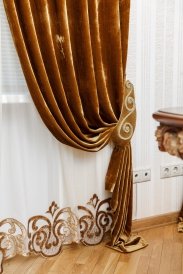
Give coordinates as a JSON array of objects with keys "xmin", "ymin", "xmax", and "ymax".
[
  {"xmin": 104, "ymin": 81, "xmax": 146, "ymax": 252},
  {"xmin": 105, "ymin": 80, "xmax": 136, "ymax": 194}
]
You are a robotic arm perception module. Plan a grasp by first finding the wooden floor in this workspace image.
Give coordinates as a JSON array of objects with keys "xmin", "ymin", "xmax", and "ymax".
[{"xmin": 3, "ymin": 224, "xmax": 183, "ymax": 274}]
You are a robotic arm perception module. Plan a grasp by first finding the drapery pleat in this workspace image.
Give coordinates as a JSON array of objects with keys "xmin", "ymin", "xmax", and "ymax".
[{"xmin": 3, "ymin": 0, "xmax": 147, "ymax": 252}]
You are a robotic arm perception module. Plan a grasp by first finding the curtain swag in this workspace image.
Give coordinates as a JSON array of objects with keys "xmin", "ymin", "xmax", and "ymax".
[{"xmin": 3, "ymin": 0, "xmax": 147, "ymax": 254}]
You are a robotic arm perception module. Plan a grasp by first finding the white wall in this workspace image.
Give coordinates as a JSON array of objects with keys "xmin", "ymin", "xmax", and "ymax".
[{"xmin": 127, "ymin": 0, "xmax": 183, "ymax": 219}]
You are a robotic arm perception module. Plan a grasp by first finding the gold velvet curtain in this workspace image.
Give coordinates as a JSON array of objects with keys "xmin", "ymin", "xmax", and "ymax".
[{"xmin": 3, "ymin": 0, "xmax": 147, "ymax": 252}]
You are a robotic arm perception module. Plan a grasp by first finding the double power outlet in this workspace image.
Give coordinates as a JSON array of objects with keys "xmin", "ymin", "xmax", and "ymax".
[
  {"xmin": 133, "ymin": 169, "xmax": 151, "ymax": 183},
  {"xmin": 160, "ymin": 164, "xmax": 183, "ymax": 179},
  {"xmin": 133, "ymin": 164, "xmax": 183, "ymax": 183}
]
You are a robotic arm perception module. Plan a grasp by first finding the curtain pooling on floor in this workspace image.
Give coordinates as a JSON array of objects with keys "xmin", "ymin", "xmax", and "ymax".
[{"xmin": 3, "ymin": 0, "xmax": 147, "ymax": 253}]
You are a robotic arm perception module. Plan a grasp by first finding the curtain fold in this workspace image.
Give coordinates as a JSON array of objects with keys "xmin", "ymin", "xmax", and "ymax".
[{"xmin": 3, "ymin": 0, "xmax": 147, "ymax": 253}]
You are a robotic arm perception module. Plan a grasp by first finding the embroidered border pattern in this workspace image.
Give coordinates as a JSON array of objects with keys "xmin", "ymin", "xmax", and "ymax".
[
  {"xmin": 0, "ymin": 218, "xmax": 29, "ymax": 274},
  {"xmin": 28, "ymin": 202, "xmax": 79, "ymax": 257},
  {"xmin": 0, "ymin": 195, "xmax": 113, "ymax": 273},
  {"xmin": 78, "ymin": 194, "xmax": 113, "ymax": 246}
]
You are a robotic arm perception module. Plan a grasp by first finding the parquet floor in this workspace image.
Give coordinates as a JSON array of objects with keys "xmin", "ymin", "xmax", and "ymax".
[{"xmin": 3, "ymin": 224, "xmax": 183, "ymax": 274}]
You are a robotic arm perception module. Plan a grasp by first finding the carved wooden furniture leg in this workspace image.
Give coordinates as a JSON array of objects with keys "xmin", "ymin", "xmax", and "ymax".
[
  {"xmin": 178, "ymin": 204, "xmax": 183, "ymax": 232},
  {"xmin": 153, "ymin": 108, "xmax": 183, "ymax": 232}
]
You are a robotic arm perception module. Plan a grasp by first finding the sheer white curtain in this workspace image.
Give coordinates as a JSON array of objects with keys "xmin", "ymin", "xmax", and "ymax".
[{"xmin": 0, "ymin": 1, "xmax": 113, "ymax": 226}]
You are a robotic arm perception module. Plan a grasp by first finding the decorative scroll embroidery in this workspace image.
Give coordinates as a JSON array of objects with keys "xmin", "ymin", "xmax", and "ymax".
[
  {"xmin": 111, "ymin": 81, "xmax": 136, "ymax": 147},
  {"xmin": 78, "ymin": 194, "xmax": 113, "ymax": 246},
  {"xmin": 28, "ymin": 201, "xmax": 79, "ymax": 257},
  {"xmin": 119, "ymin": 81, "xmax": 136, "ymax": 141},
  {"xmin": 0, "ymin": 195, "xmax": 113, "ymax": 272},
  {"xmin": 0, "ymin": 218, "xmax": 29, "ymax": 274}
]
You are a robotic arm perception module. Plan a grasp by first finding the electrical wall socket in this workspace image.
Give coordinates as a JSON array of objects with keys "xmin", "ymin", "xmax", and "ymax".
[
  {"xmin": 142, "ymin": 169, "xmax": 151, "ymax": 182},
  {"xmin": 133, "ymin": 164, "xmax": 183, "ymax": 183},
  {"xmin": 133, "ymin": 170, "xmax": 142, "ymax": 183},
  {"xmin": 160, "ymin": 166, "xmax": 171, "ymax": 178},
  {"xmin": 160, "ymin": 164, "xmax": 183, "ymax": 179},
  {"xmin": 133, "ymin": 169, "xmax": 151, "ymax": 183},
  {"xmin": 170, "ymin": 165, "xmax": 181, "ymax": 176}
]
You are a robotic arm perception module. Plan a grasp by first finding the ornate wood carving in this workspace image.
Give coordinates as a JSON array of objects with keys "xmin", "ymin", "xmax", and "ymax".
[
  {"xmin": 155, "ymin": 125, "xmax": 183, "ymax": 159},
  {"xmin": 178, "ymin": 217, "xmax": 183, "ymax": 232},
  {"xmin": 153, "ymin": 108, "xmax": 183, "ymax": 235}
]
